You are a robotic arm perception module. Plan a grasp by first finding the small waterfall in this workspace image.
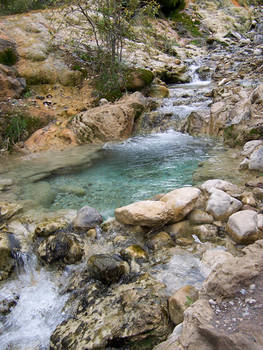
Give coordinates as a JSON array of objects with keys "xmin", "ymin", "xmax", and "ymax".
[
  {"xmin": 0, "ymin": 251, "xmax": 68, "ymax": 350},
  {"xmin": 157, "ymin": 59, "xmax": 212, "ymax": 120},
  {"xmin": 188, "ymin": 61, "xmax": 202, "ymax": 83}
]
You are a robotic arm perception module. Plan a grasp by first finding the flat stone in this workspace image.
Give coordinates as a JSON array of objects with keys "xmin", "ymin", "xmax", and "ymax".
[
  {"xmin": 115, "ymin": 200, "xmax": 173, "ymax": 227},
  {"xmin": 147, "ymin": 231, "xmax": 175, "ymax": 251}
]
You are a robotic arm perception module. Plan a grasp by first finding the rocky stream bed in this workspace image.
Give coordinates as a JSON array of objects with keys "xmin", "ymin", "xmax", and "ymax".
[{"xmin": 0, "ymin": 2, "xmax": 263, "ymax": 350}]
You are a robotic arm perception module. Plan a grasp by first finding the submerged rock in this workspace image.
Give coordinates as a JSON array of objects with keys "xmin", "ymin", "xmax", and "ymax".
[
  {"xmin": 147, "ymin": 231, "xmax": 175, "ymax": 251},
  {"xmin": 50, "ymin": 274, "xmax": 172, "ymax": 350},
  {"xmin": 73, "ymin": 205, "xmax": 103, "ymax": 231},
  {"xmin": 115, "ymin": 200, "xmax": 173, "ymax": 227},
  {"xmin": 192, "ymin": 224, "xmax": 219, "ymax": 243}
]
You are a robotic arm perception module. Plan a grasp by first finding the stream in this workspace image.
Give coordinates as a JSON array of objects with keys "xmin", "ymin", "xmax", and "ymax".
[{"xmin": 0, "ymin": 62, "xmax": 219, "ymax": 349}]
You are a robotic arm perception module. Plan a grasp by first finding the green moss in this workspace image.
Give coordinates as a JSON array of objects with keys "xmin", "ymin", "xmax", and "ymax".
[
  {"xmin": 125, "ymin": 68, "xmax": 154, "ymax": 91},
  {"xmin": 0, "ymin": 48, "xmax": 17, "ymax": 66},
  {"xmin": 171, "ymin": 12, "xmax": 202, "ymax": 37},
  {"xmin": 223, "ymin": 125, "xmax": 240, "ymax": 147}
]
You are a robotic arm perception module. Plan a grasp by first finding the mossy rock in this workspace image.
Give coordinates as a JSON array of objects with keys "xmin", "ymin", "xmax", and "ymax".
[
  {"xmin": 224, "ymin": 124, "xmax": 263, "ymax": 147},
  {"xmin": 125, "ymin": 68, "xmax": 154, "ymax": 92}
]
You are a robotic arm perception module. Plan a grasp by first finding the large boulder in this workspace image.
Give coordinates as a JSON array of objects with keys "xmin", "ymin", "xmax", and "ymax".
[
  {"xmin": 226, "ymin": 210, "xmax": 261, "ymax": 244},
  {"xmin": 70, "ymin": 92, "xmax": 147, "ymax": 144},
  {"xmin": 125, "ymin": 68, "xmax": 154, "ymax": 92},
  {"xmin": 50, "ymin": 274, "xmax": 172, "ymax": 350},
  {"xmin": 160, "ymin": 187, "xmax": 201, "ymax": 223},
  {"xmin": 24, "ymin": 123, "xmax": 78, "ymax": 153},
  {"xmin": 206, "ymin": 189, "xmax": 242, "ymax": 221},
  {"xmin": 115, "ymin": 200, "xmax": 173, "ymax": 227},
  {"xmin": 73, "ymin": 205, "xmax": 103, "ymax": 230}
]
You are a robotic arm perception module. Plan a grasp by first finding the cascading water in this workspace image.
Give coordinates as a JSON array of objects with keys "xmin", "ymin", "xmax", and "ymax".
[
  {"xmin": 158, "ymin": 60, "xmax": 212, "ymax": 119},
  {"xmin": 0, "ymin": 252, "xmax": 68, "ymax": 350},
  {"xmin": 0, "ymin": 59, "xmax": 217, "ymax": 349}
]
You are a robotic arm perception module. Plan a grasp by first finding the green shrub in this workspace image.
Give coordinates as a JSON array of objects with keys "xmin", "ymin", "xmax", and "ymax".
[
  {"xmin": 1, "ymin": 113, "xmax": 44, "ymax": 151},
  {"xmin": 0, "ymin": 47, "xmax": 17, "ymax": 66},
  {"xmin": 158, "ymin": 0, "xmax": 185, "ymax": 14},
  {"xmin": 0, "ymin": 0, "xmax": 54, "ymax": 14}
]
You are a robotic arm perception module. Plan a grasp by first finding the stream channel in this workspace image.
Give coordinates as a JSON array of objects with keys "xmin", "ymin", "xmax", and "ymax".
[{"xmin": 0, "ymin": 63, "xmax": 223, "ymax": 349}]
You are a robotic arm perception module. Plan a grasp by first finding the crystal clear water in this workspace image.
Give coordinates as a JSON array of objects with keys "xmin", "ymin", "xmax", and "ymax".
[
  {"xmin": 152, "ymin": 249, "xmax": 210, "ymax": 295},
  {"xmin": 48, "ymin": 130, "xmax": 215, "ymax": 218}
]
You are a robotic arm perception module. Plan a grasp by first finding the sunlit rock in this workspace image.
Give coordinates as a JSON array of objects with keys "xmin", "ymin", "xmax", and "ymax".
[
  {"xmin": 160, "ymin": 187, "xmax": 201, "ymax": 223},
  {"xmin": 115, "ymin": 200, "xmax": 173, "ymax": 227},
  {"xmin": 226, "ymin": 210, "xmax": 260, "ymax": 244},
  {"xmin": 206, "ymin": 189, "xmax": 242, "ymax": 221}
]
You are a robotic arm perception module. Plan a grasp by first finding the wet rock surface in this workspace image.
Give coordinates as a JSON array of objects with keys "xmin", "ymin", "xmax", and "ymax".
[
  {"xmin": 50, "ymin": 274, "xmax": 172, "ymax": 350},
  {"xmin": 37, "ymin": 232, "xmax": 84, "ymax": 265}
]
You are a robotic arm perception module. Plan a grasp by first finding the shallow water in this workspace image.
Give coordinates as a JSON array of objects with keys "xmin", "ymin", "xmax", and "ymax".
[{"xmin": 47, "ymin": 130, "xmax": 215, "ymax": 218}]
